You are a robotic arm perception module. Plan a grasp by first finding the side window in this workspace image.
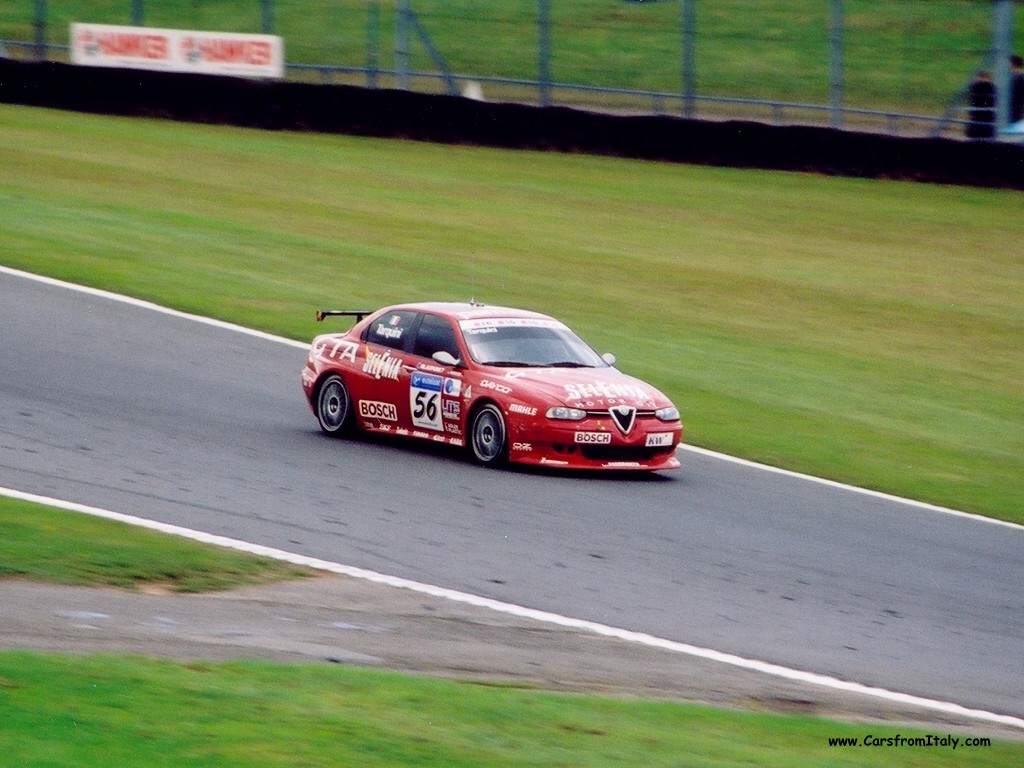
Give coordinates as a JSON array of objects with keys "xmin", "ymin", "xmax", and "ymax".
[
  {"xmin": 413, "ymin": 314, "xmax": 460, "ymax": 361},
  {"xmin": 364, "ymin": 311, "xmax": 416, "ymax": 351}
]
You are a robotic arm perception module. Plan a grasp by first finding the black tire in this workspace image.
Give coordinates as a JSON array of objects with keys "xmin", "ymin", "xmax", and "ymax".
[
  {"xmin": 316, "ymin": 375, "xmax": 353, "ymax": 436},
  {"xmin": 469, "ymin": 403, "xmax": 508, "ymax": 466}
]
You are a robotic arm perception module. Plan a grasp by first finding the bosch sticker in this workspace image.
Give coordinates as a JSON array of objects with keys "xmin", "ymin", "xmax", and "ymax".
[{"xmin": 359, "ymin": 400, "xmax": 398, "ymax": 422}]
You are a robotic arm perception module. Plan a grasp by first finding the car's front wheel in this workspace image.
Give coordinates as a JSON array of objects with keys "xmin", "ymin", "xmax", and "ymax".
[
  {"xmin": 469, "ymin": 403, "xmax": 507, "ymax": 467},
  {"xmin": 316, "ymin": 374, "xmax": 353, "ymax": 436}
]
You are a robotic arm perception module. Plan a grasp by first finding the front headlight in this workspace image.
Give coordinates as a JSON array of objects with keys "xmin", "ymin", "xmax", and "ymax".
[
  {"xmin": 546, "ymin": 406, "xmax": 587, "ymax": 421},
  {"xmin": 655, "ymin": 406, "xmax": 680, "ymax": 422}
]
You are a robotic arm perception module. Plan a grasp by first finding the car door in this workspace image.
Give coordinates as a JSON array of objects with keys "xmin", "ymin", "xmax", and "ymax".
[
  {"xmin": 354, "ymin": 309, "xmax": 418, "ymax": 433},
  {"xmin": 407, "ymin": 313, "xmax": 466, "ymax": 443}
]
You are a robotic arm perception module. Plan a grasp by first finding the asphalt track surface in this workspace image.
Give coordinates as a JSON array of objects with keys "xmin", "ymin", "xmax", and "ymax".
[{"xmin": 2, "ymin": 268, "xmax": 1022, "ymax": 721}]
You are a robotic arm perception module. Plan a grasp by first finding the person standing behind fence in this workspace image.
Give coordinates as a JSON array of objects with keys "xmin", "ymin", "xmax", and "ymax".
[
  {"xmin": 1010, "ymin": 55, "xmax": 1024, "ymax": 124},
  {"xmin": 965, "ymin": 70, "xmax": 996, "ymax": 139}
]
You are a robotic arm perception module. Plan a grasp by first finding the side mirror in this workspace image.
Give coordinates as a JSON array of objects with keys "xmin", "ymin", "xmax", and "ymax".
[
  {"xmin": 602, "ymin": 352, "xmax": 617, "ymax": 366},
  {"xmin": 432, "ymin": 350, "xmax": 461, "ymax": 367}
]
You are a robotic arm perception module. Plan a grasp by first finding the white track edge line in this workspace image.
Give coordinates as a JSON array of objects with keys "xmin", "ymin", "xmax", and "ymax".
[
  {"xmin": 4, "ymin": 264, "xmax": 1019, "ymax": 532},
  {"xmin": 0, "ymin": 265, "xmax": 308, "ymax": 350},
  {"xmin": 2, "ymin": 486, "xmax": 1022, "ymax": 730},
  {"xmin": 677, "ymin": 445, "xmax": 1024, "ymax": 532}
]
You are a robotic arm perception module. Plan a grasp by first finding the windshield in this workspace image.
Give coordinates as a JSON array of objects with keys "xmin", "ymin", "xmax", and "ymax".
[{"xmin": 460, "ymin": 318, "xmax": 608, "ymax": 368}]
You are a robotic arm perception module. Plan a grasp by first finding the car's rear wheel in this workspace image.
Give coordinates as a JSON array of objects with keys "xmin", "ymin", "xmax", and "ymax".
[
  {"xmin": 316, "ymin": 375, "xmax": 353, "ymax": 436},
  {"xmin": 469, "ymin": 403, "xmax": 508, "ymax": 466}
]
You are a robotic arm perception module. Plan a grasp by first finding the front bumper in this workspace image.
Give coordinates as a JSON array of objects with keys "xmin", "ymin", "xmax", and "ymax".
[{"xmin": 506, "ymin": 416, "xmax": 683, "ymax": 471}]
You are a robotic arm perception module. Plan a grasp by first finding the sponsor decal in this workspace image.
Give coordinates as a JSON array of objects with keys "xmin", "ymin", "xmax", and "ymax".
[
  {"xmin": 563, "ymin": 380, "xmax": 651, "ymax": 403},
  {"xmin": 77, "ymin": 27, "xmax": 170, "ymax": 61},
  {"xmin": 463, "ymin": 385, "xmax": 472, "ymax": 400},
  {"xmin": 449, "ymin": 437, "xmax": 465, "ymax": 447},
  {"xmin": 417, "ymin": 363, "xmax": 446, "ymax": 374},
  {"xmin": 512, "ymin": 442, "xmax": 533, "ymax": 452},
  {"xmin": 71, "ymin": 23, "xmax": 283, "ymax": 78},
  {"xmin": 460, "ymin": 317, "xmax": 565, "ymax": 331},
  {"xmin": 358, "ymin": 400, "xmax": 398, "ymax": 422},
  {"xmin": 363, "ymin": 349, "xmax": 403, "ymax": 380},
  {"xmin": 373, "ymin": 322, "xmax": 403, "ymax": 341},
  {"xmin": 540, "ymin": 457, "xmax": 570, "ymax": 466},
  {"xmin": 443, "ymin": 399, "xmax": 461, "ymax": 419},
  {"xmin": 569, "ymin": 398, "xmax": 636, "ymax": 408},
  {"xmin": 604, "ymin": 461, "xmax": 643, "ymax": 468},
  {"xmin": 182, "ymin": 35, "xmax": 276, "ymax": 67},
  {"xmin": 412, "ymin": 430, "xmax": 431, "ymax": 439},
  {"xmin": 645, "ymin": 432, "xmax": 674, "ymax": 448},
  {"xmin": 609, "ymin": 405, "xmax": 637, "ymax": 435},
  {"xmin": 410, "ymin": 372, "xmax": 444, "ymax": 431},
  {"xmin": 411, "ymin": 372, "xmax": 443, "ymax": 391},
  {"xmin": 480, "ymin": 379, "xmax": 513, "ymax": 395},
  {"xmin": 443, "ymin": 378, "xmax": 462, "ymax": 397},
  {"xmin": 508, "ymin": 403, "xmax": 537, "ymax": 416},
  {"xmin": 396, "ymin": 427, "xmax": 410, "ymax": 436},
  {"xmin": 444, "ymin": 423, "xmax": 461, "ymax": 435},
  {"xmin": 574, "ymin": 431, "xmax": 612, "ymax": 445},
  {"xmin": 313, "ymin": 338, "xmax": 358, "ymax": 364}
]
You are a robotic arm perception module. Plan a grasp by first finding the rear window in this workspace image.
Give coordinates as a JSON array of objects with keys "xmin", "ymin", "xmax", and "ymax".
[{"xmin": 364, "ymin": 311, "xmax": 417, "ymax": 351}]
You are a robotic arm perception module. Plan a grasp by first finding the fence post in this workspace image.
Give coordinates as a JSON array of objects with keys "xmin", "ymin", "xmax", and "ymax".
[
  {"xmin": 538, "ymin": 0, "xmax": 552, "ymax": 107},
  {"xmin": 261, "ymin": 0, "xmax": 274, "ymax": 34},
  {"xmin": 130, "ymin": 0, "xmax": 144, "ymax": 26},
  {"xmin": 680, "ymin": 0, "xmax": 696, "ymax": 119},
  {"xmin": 829, "ymin": 0, "xmax": 844, "ymax": 129},
  {"xmin": 396, "ymin": 0, "xmax": 411, "ymax": 90},
  {"xmin": 367, "ymin": 0, "xmax": 381, "ymax": 88},
  {"xmin": 992, "ymin": 0, "xmax": 1014, "ymax": 134},
  {"xmin": 33, "ymin": 0, "xmax": 47, "ymax": 60}
]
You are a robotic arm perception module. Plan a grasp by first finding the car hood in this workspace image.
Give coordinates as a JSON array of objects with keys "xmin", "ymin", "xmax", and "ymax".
[{"xmin": 484, "ymin": 366, "xmax": 671, "ymax": 410}]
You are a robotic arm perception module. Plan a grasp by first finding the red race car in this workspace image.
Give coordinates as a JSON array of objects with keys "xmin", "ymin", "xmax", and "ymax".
[{"xmin": 301, "ymin": 302, "xmax": 682, "ymax": 471}]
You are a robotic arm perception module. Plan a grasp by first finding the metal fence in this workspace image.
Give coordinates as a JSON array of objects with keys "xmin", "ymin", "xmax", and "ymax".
[{"xmin": 1, "ymin": 1, "xmax": 1018, "ymax": 138}]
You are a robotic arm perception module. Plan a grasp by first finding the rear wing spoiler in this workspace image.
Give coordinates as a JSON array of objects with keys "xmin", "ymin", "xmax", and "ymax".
[{"xmin": 316, "ymin": 309, "xmax": 374, "ymax": 323}]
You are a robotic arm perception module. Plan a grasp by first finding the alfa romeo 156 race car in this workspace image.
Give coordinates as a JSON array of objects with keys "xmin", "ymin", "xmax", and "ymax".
[{"xmin": 300, "ymin": 302, "xmax": 683, "ymax": 471}]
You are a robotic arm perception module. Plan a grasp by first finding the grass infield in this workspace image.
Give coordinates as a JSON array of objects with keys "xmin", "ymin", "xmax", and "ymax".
[
  {"xmin": 1, "ymin": 652, "xmax": 1020, "ymax": 767},
  {"xmin": 1, "ymin": 105, "xmax": 1021, "ymax": 523}
]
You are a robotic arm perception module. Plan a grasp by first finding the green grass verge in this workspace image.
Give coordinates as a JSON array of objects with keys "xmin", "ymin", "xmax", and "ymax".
[
  {"xmin": 0, "ymin": 1, "xmax": 995, "ymax": 115},
  {"xmin": 1, "ymin": 105, "xmax": 1021, "ymax": 523},
  {"xmin": 1, "ymin": 654, "xmax": 1020, "ymax": 767},
  {"xmin": 0, "ymin": 495, "xmax": 311, "ymax": 592}
]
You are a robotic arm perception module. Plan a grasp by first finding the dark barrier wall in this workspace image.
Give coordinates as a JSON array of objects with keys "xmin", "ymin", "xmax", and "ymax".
[{"xmin": 2, "ymin": 59, "xmax": 1023, "ymax": 189}]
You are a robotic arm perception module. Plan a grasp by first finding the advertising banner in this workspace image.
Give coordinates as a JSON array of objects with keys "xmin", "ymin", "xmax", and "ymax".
[{"xmin": 71, "ymin": 23, "xmax": 284, "ymax": 79}]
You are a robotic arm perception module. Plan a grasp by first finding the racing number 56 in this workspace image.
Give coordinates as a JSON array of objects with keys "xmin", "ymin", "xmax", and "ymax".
[
  {"xmin": 410, "ymin": 372, "xmax": 444, "ymax": 431},
  {"xmin": 413, "ymin": 391, "xmax": 438, "ymax": 423}
]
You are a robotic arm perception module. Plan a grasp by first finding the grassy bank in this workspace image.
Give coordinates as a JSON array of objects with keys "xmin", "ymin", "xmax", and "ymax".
[
  {"xmin": 0, "ymin": 495, "xmax": 311, "ymax": 591},
  {"xmin": 1, "ymin": 105, "xmax": 1020, "ymax": 522}
]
